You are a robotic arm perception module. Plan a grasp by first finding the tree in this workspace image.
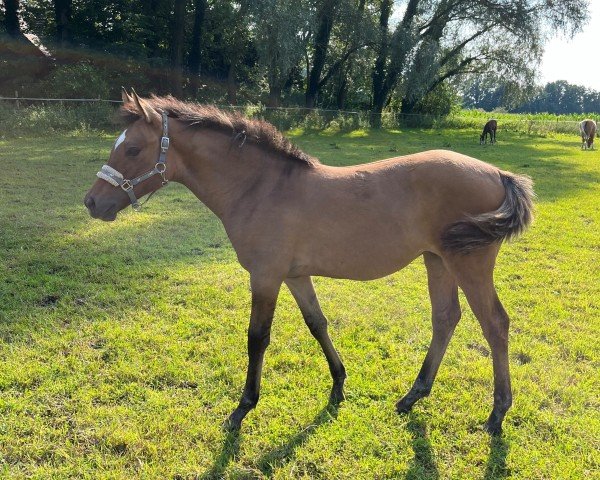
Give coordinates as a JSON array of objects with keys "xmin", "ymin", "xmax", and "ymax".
[
  {"xmin": 54, "ymin": 0, "xmax": 72, "ymax": 45},
  {"xmin": 305, "ymin": 0, "xmax": 341, "ymax": 108},
  {"xmin": 170, "ymin": 0, "xmax": 186, "ymax": 96},
  {"xmin": 3, "ymin": 0, "xmax": 27, "ymax": 41},
  {"xmin": 251, "ymin": 0, "xmax": 312, "ymax": 107},
  {"xmin": 188, "ymin": 0, "xmax": 207, "ymax": 78},
  {"xmin": 305, "ymin": 0, "xmax": 374, "ymax": 109},
  {"xmin": 370, "ymin": 0, "xmax": 587, "ymax": 122}
]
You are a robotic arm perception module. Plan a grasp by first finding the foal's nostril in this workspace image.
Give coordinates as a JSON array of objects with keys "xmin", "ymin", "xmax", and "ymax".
[{"xmin": 84, "ymin": 195, "xmax": 95, "ymax": 210}]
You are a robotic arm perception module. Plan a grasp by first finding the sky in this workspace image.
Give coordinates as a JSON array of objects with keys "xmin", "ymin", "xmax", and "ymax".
[{"xmin": 540, "ymin": 0, "xmax": 600, "ymax": 90}]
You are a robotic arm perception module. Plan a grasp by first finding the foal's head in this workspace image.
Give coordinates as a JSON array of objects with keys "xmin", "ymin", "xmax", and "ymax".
[{"xmin": 84, "ymin": 89, "xmax": 171, "ymax": 221}]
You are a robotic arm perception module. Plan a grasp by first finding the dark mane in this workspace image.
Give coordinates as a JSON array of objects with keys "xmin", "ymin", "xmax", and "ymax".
[{"xmin": 121, "ymin": 96, "xmax": 319, "ymax": 167}]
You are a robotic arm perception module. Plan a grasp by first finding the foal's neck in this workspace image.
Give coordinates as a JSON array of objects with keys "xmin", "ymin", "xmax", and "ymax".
[{"xmin": 173, "ymin": 128, "xmax": 299, "ymax": 220}]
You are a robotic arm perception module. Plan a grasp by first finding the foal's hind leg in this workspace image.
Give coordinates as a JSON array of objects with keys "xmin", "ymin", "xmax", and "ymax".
[
  {"xmin": 397, "ymin": 252, "xmax": 461, "ymax": 413},
  {"xmin": 285, "ymin": 276, "xmax": 347, "ymax": 404},
  {"xmin": 445, "ymin": 248, "xmax": 512, "ymax": 435}
]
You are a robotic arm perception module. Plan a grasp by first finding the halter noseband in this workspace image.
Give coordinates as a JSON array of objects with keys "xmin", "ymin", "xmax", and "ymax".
[{"xmin": 97, "ymin": 111, "xmax": 170, "ymax": 211}]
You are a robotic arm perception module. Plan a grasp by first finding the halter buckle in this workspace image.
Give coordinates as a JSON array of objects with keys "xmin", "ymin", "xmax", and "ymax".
[
  {"xmin": 120, "ymin": 179, "xmax": 133, "ymax": 191},
  {"xmin": 155, "ymin": 162, "xmax": 166, "ymax": 174},
  {"xmin": 161, "ymin": 137, "xmax": 170, "ymax": 152}
]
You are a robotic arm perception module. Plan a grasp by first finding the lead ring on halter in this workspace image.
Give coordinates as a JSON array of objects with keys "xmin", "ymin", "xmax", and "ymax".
[{"xmin": 96, "ymin": 111, "xmax": 170, "ymax": 211}]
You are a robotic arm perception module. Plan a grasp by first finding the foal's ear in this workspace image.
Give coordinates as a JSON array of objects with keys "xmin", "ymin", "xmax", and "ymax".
[
  {"xmin": 131, "ymin": 88, "xmax": 160, "ymax": 125},
  {"xmin": 121, "ymin": 86, "xmax": 133, "ymax": 104}
]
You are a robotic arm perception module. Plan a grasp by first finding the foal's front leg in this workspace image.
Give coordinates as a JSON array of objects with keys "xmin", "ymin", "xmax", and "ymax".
[
  {"xmin": 285, "ymin": 276, "xmax": 347, "ymax": 404},
  {"xmin": 225, "ymin": 277, "xmax": 281, "ymax": 430}
]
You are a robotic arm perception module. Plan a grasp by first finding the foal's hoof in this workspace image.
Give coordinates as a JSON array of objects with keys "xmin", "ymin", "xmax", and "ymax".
[
  {"xmin": 222, "ymin": 417, "xmax": 241, "ymax": 432},
  {"xmin": 328, "ymin": 377, "xmax": 346, "ymax": 405},
  {"xmin": 395, "ymin": 399, "xmax": 413, "ymax": 414},
  {"xmin": 329, "ymin": 385, "xmax": 346, "ymax": 405},
  {"xmin": 483, "ymin": 420, "xmax": 503, "ymax": 436},
  {"xmin": 223, "ymin": 409, "xmax": 245, "ymax": 432}
]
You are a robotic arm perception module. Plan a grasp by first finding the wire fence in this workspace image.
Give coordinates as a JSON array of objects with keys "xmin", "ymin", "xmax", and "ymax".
[{"xmin": 0, "ymin": 95, "xmax": 597, "ymax": 136}]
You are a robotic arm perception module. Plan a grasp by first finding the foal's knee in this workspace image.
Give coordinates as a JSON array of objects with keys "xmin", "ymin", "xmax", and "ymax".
[
  {"xmin": 247, "ymin": 326, "xmax": 271, "ymax": 354},
  {"xmin": 433, "ymin": 302, "xmax": 462, "ymax": 333},
  {"xmin": 304, "ymin": 312, "xmax": 328, "ymax": 336}
]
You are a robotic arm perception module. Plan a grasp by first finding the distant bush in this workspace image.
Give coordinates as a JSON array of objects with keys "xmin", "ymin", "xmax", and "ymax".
[
  {"xmin": 40, "ymin": 63, "xmax": 110, "ymax": 99},
  {"xmin": 0, "ymin": 101, "xmax": 118, "ymax": 138},
  {"xmin": 1, "ymin": 99, "xmax": 598, "ymax": 139}
]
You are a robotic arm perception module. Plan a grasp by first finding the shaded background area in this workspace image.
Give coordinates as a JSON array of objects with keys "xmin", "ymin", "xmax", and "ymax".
[{"xmin": 2, "ymin": 0, "xmax": 600, "ymax": 118}]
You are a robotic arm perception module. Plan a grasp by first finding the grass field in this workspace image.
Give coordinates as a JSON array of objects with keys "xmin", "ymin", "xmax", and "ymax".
[{"xmin": 1, "ymin": 127, "xmax": 599, "ymax": 479}]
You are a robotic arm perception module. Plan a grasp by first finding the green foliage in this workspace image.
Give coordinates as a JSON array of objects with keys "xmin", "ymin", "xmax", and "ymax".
[
  {"xmin": 1, "ymin": 129, "xmax": 598, "ymax": 478},
  {"xmin": 412, "ymin": 83, "xmax": 461, "ymax": 116},
  {"xmin": 0, "ymin": 101, "xmax": 118, "ymax": 137},
  {"xmin": 41, "ymin": 63, "xmax": 110, "ymax": 99}
]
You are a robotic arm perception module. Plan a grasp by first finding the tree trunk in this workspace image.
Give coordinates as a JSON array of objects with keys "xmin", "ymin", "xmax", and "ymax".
[
  {"xmin": 53, "ymin": 0, "xmax": 72, "ymax": 45},
  {"xmin": 170, "ymin": 0, "xmax": 186, "ymax": 97},
  {"xmin": 189, "ymin": 0, "xmax": 207, "ymax": 77},
  {"xmin": 267, "ymin": 85, "xmax": 282, "ymax": 108},
  {"xmin": 336, "ymin": 76, "xmax": 347, "ymax": 110},
  {"xmin": 145, "ymin": 0, "xmax": 162, "ymax": 58},
  {"xmin": 226, "ymin": 63, "xmax": 237, "ymax": 105},
  {"xmin": 370, "ymin": 0, "xmax": 393, "ymax": 128},
  {"xmin": 305, "ymin": 0, "xmax": 340, "ymax": 108},
  {"xmin": 371, "ymin": 0, "xmax": 422, "ymax": 127},
  {"xmin": 4, "ymin": 0, "xmax": 26, "ymax": 40}
]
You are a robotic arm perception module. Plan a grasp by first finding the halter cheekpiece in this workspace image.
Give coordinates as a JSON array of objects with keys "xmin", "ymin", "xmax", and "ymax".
[{"xmin": 97, "ymin": 111, "xmax": 170, "ymax": 211}]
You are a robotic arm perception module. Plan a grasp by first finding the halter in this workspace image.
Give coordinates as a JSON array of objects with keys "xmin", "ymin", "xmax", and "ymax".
[{"xmin": 97, "ymin": 111, "xmax": 170, "ymax": 210}]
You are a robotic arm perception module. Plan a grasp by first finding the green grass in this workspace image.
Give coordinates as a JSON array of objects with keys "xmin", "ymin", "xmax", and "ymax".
[{"xmin": 1, "ymin": 127, "xmax": 599, "ymax": 479}]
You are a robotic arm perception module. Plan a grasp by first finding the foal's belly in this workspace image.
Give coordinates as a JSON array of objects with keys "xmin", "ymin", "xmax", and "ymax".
[{"xmin": 289, "ymin": 241, "xmax": 423, "ymax": 281}]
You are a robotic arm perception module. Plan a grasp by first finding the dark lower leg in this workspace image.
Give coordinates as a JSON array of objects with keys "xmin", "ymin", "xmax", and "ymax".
[
  {"xmin": 285, "ymin": 277, "xmax": 346, "ymax": 403},
  {"xmin": 396, "ymin": 318, "xmax": 458, "ymax": 412},
  {"xmin": 483, "ymin": 303, "xmax": 512, "ymax": 435},
  {"xmin": 226, "ymin": 283, "xmax": 279, "ymax": 430},
  {"xmin": 398, "ymin": 253, "xmax": 460, "ymax": 413},
  {"xmin": 305, "ymin": 313, "xmax": 347, "ymax": 403}
]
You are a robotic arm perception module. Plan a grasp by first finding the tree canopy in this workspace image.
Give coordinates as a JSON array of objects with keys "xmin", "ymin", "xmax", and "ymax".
[{"xmin": 0, "ymin": 0, "xmax": 593, "ymax": 117}]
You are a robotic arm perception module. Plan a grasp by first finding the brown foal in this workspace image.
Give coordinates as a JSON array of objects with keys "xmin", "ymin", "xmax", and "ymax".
[
  {"xmin": 480, "ymin": 119, "xmax": 497, "ymax": 145},
  {"xmin": 84, "ymin": 90, "xmax": 534, "ymax": 435},
  {"xmin": 579, "ymin": 119, "xmax": 596, "ymax": 150}
]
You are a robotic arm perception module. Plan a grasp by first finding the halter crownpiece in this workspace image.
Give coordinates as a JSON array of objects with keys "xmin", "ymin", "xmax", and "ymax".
[{"xmin": 97, "ymin": 111, "xmax": 170, "ymax": 210}]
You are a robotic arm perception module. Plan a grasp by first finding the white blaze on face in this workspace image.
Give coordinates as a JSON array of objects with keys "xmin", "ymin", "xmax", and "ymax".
[{"xmin": 114, "ymin": 129, "xmax": 127, "ymax": 150}]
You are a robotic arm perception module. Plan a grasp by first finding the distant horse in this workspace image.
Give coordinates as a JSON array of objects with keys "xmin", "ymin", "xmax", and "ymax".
[
  {"xmin": 579, "ymin": 119, "xmax": 596, "ymax": 150},
  {"xmin": 85, "ymin": 89, "xmax": 534, "ymax": 435},
  {"xmin": 480, "ymin": 119, "xmax": 497, "ymax": 145}
]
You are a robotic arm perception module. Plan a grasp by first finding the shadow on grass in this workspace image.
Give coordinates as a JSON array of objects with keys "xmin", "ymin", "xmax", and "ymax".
[
  {"xmin": 199, "ymin": 401, "xmax": 339, "ymax": 479},
  {"xmin": 200, "ymin": 429, "xmax": 242, "ymax": 480},
  {"xmin": 405, "ymin": 413, "xmax": 439, "ymax": 480},
  {"xmin": 256, "ymin": 401, "xmax": 340, "ymax": 478},
  {"xmin": 484, "ymin": 435, "xmax": 510, "ymax": 480}
]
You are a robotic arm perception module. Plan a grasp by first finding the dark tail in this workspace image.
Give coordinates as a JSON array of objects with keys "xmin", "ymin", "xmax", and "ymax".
[{"xmin": 441, "ymin": 172, "xmax": 535, "ymax": 254}]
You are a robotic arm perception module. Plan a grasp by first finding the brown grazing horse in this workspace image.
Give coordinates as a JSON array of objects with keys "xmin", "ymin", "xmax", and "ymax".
[
  {"xmin": 579, "ymin": 119, "xmax": 596, "ymax": 149},
  {"xmin": 84, "ymin": 90, "xmax": 534, "ymax": 435},
  {"xmin": 480, "ymin": 119, "xmax": 497, "ymax": 145}
]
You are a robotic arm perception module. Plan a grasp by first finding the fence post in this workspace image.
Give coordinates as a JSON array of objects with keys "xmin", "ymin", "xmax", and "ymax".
[{"xmin": 15, "ymin": 91, "xmax": 20, "ymax": 109}]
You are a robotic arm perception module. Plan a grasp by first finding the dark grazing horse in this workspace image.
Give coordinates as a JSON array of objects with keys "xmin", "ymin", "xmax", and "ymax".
[
  {"xmin": 480, "ymin": 119, "xmax": 497, "ymax": 145},
  {"xmin": 84, "ymin": 90, "xmax": 534, "ymax": 434},
  {"xmin": 579, "ymin": 119, "xmax": 596, "ymax": 150}
]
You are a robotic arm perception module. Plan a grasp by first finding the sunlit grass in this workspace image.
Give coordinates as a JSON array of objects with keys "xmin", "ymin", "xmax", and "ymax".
[{"xmin": 0, "ymin": 128, "xmax": 598, "ymax": 479}]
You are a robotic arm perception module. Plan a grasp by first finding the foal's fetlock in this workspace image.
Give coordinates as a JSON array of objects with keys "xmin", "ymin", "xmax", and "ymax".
[
  {"xmin": 483, "ymin": 413, "xmax": 504, "ymax": 436},
  {"xmin": 396, "ymin": 384, "xmax": 431, "ymax": 414},
  {"xmin": 224, "ymin": 396, "xmax": 258, "ymax": 431},
  {"xmin": 329, "ymin": 377, "xmax": 346, "ymax": 405}
]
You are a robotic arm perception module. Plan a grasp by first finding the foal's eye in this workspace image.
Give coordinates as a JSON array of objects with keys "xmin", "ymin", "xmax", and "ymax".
[{"xmin": 126, "ymin": 146, "xmax": 141, "ymax": 157}]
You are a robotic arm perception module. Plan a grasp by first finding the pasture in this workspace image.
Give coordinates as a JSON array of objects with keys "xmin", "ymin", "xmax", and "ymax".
[{"xmin": 0, "ymin": 127, "xmax": 598, "ymax": 479}]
